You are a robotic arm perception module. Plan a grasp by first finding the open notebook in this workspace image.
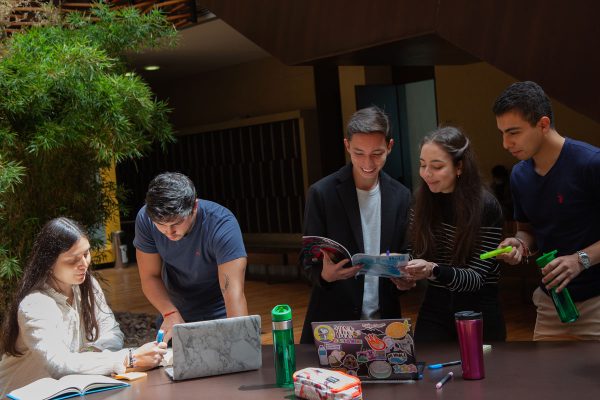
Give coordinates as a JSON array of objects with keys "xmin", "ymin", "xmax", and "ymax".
[{"xmin": 6, "ymin": 374, "xmax": 129, "ymax": 400}]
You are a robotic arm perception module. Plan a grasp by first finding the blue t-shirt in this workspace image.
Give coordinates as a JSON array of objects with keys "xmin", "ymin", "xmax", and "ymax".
[
  {"xmin": 511, "ymin": 138, "xmax": 600, "ymax": 301},
  {"xmin": 133, "ymin": 199, "xmax": 247, "ymax": 321}
]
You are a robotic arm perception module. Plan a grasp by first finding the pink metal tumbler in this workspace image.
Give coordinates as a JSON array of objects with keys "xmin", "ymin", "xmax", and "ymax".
[{"xmin": 455, "ymin": 311, "xmax": 485, "ymax": 380}]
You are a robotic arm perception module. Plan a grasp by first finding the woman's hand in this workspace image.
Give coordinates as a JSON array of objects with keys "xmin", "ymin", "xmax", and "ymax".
[
  {"xmin": 404, "ymin": 259, "xmax": 435, "ymax": 280},
  {"xmin": 496, "ymin": 237, "xmax": 526, "ymax": 265},
  {"xmin": 128, "ymin": 341, "xmax": 168, "ymax": 371}
]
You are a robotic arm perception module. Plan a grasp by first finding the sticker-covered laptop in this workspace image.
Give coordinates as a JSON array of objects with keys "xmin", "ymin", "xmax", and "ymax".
[{"xmin": 311, "ymin": 319, "xmax": 421, "ymax": 381}]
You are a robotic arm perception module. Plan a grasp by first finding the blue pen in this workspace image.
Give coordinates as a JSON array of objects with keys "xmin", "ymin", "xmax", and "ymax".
[
  {"xmin": 156, "ymin": 329, "xmax": 164, "ymax": 343},
  {"xmin": 427, "ymin": 360, "xmax": 461, "ymax": 369}
]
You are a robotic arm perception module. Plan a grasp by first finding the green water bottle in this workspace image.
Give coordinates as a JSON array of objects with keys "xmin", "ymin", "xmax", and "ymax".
[
  {"xmin": 272, "ymin": 304, "xmax": 296, "ymax": 388},
  {"xmin": 536, "ymin": 250, "xmax": 579, "ymax": 323}
]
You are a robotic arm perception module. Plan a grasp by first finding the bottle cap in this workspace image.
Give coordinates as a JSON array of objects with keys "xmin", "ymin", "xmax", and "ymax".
[
  {"xmin": 536, "ymin": 250, "xmax": 558, "ymax": 268},
  {"xmin": 271, "ymin": 304, "xmax": 292, "ymax": 322},
  {"xmin": 535, "ymin": 250, "xmax": 558, "ymax": 268},
  {"xmin": 454, "ymin": 310, "xmax": 482, "ymax": 320}
]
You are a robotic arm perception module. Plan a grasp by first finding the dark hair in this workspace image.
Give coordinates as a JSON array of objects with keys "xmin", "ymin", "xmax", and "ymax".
[
  {"xmin": 145, "ymin": 172, "xmax": 196, "ymax": 223},
  {"xmin": 492, "ymin": 81, "xmax": 554, "ymax": 128},
  {"xmin": 1, "ymin": 217, "xmax": 99, "ymax": 357},
  {"xmin": 411, "ymin": 126, "xmax": 483, "ymax": 265},
  {"xmin": 346, "ymin": 106, "xmax": 392, "ymax": 142}
]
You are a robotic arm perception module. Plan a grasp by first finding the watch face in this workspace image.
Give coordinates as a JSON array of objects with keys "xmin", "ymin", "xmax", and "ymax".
[{"xmin": 578, "ymin": 251, "xmax": 591, "ymax": 268}]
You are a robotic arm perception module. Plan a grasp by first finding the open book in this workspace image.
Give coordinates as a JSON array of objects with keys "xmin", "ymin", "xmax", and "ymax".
[
  {"xmin": 301, "ymin": 236, "xmax": 409, "ymax": 278},
  {"xmin": 7, "ymin": 374, "xmax": 129, "ymax": 400}
]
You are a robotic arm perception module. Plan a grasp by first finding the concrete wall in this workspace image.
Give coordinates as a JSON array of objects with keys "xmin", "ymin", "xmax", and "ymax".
[
  {"xmin": 150, "ymin": 57, "xmax": 316, "ymax": 129},
  {"xmin": 435, "ymin": 62, "xmax": 600, "ymax": 183}
]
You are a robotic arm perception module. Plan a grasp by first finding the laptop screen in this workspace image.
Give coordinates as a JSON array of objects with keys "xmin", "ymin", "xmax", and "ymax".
[{"xmin": 310, "ymin": 319, "xmax": 419, "ymax": 381}]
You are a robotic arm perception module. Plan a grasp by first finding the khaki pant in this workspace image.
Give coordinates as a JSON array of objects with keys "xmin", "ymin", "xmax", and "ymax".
[{"xmin": 533, "ymin": 287, "xmax": 600, "ymax": 341}]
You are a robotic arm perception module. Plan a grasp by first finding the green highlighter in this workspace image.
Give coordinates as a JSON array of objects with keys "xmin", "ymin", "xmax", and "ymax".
[{"xmin": 479, "ymin": 246, "xmax": 512, "ymax": 260}]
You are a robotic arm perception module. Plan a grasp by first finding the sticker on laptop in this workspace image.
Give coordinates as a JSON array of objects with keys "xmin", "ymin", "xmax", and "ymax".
[{"xmin": 311, "ymin": 319, "xmax": 419, "ymax": 381}]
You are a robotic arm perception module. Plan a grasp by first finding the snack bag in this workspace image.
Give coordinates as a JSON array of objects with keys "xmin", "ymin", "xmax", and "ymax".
[{"xmin": 293, "ymin": 367, "xmax": 362, "ymax": 400}]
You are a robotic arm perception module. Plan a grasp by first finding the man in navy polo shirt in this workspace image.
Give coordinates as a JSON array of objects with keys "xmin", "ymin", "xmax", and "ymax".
[
  {"xmin": 133, "ymin": 172, "xmax": 248, "ymax": 342},
  {"xmin": 493, "ymin": 81, "xmax": 600, "ymax": 340}
]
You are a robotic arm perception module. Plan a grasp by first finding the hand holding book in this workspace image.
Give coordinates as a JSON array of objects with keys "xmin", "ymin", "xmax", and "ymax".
[
  {"xmin": 320, "ymin": 250, "xmax": 362, "ymax": 282},
  {"xmin": 302, "ymin": 236, "xmax": 409, "ymax": 279}
]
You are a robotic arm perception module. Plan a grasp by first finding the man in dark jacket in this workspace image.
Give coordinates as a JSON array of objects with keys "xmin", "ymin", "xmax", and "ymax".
[{"xmin": 300, "ymin": 106, "xmax": 412, "ymax": 344}]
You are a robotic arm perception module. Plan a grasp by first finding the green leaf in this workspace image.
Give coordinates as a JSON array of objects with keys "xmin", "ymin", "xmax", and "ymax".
[{"xmin": 0, "ymin": 2, "xmax": 177, "ymax": 315}]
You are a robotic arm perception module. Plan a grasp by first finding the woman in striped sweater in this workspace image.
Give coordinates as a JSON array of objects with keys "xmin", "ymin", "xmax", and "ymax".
[{"xmin": 393, "ymin": 126, "xmax": 506, "ymax": 342}]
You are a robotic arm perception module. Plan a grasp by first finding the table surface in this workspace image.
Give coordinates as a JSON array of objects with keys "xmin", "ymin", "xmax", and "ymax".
[{"xmin": 95, "ymin": 342, "xmax": 600, "ymax": 400}]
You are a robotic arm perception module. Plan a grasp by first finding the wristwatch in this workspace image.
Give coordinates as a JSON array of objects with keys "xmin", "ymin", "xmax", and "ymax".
[{"xmin": 577, "ymin": 251, "xmax": 591, "ymax": 269}]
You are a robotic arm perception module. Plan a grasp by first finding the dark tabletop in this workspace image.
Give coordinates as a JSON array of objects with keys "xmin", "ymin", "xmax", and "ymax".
[{"xmin": 94, "ymin": 342, "xmax": 600, "ymax": 400}]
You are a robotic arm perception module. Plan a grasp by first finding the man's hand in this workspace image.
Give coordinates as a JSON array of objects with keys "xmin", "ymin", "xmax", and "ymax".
[
  {"xmin": 541, "ymin": 253, "xmax": 584, "ymax": 293},
  {"xmin": 496, "ymin": 237, "xmax": 526, "ymax": 265},
  {"xmin": 160, "ymin": 311, "xmax": 185, "ymax": 343},
  {"xmin": 320, "ymin": 250, "xmax": 361, "ymax": 282}
]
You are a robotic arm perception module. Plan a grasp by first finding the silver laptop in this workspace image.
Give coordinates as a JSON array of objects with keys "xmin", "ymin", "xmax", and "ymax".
[{"xmin": 164, "ymin": 315, "xmax": 262, "ymax": 380}]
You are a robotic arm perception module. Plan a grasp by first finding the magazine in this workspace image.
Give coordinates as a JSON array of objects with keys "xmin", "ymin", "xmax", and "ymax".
[
  {"xmin": 301, "ymin": 236, "xmax": 409, "ymax": 278},
  {"xmin": 6, "ymin": 374, "xmax": 129, "ymax": 400}
]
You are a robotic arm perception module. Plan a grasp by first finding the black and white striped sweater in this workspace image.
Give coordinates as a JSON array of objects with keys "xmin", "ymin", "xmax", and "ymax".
[{"xmin": 414, "ymin": 190, "xmax": 504, "ymax": 292}]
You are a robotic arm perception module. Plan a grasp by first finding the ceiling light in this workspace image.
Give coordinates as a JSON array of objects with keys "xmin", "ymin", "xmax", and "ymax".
[{"xmin": 144, "ymin": 65, "xmax": 160, "ymax": 71}]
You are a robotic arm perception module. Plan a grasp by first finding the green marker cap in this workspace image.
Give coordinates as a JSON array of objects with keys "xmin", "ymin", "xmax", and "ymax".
[
  {"xmin": 479, "ymin": 246, "xmax": 512, "ymax": 260},
  {"xmin": 536, "ymin": 250, "xmax": 558, "ymax": 268},
  {"xmin": 271, "ymin": 304, "xmax": 292, "ymax": 322}
]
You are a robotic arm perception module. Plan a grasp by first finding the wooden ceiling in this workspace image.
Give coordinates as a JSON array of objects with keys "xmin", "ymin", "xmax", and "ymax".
[
  {"xmin": 202, "ymin": 0, "xmax": 600, "ymax": 124},
  {"xmin": 2, "ymin": 0, "xmax": 198, "ymax": 37}
]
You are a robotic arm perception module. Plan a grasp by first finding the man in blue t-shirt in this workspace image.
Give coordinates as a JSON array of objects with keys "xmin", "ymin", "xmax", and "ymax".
[
  {"xmin": 133, "ymin": 172, "xmax": 248, "ymax": 342},
  {"xmin": 493, "ymin": 81, "xmax": 600, "ymax": 340}
]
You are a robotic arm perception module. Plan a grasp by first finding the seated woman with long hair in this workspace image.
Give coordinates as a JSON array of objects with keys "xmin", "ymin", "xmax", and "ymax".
[
  {"xmin": 0, "ymin": 217, "xmax": 166, "ymax": 396},
  {"xmin": 393, "ymin": 126, "xmax": 506, "ymax": 342}
]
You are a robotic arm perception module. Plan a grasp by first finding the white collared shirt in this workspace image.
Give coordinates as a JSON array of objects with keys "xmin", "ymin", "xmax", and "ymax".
[{"xmin": 0, "ymin": 277, "xmax": 127, "ymax": 397}]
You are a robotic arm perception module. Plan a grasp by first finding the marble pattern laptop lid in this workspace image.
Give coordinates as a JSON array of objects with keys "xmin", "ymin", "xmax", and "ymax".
[{"xmin": 168, "ymin": 315, "xmax": 262, "ymax": 380}]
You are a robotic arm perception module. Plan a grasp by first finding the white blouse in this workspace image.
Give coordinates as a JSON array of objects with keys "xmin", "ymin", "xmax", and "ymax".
[{"xmin": 0, "ymin": 277, "xmax": 128, "ymax": 397}]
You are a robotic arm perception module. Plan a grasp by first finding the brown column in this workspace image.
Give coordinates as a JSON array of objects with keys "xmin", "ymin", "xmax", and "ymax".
[{"xmin": 313, "ymin": 64, "xmax": 346, "ymax": 177}]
